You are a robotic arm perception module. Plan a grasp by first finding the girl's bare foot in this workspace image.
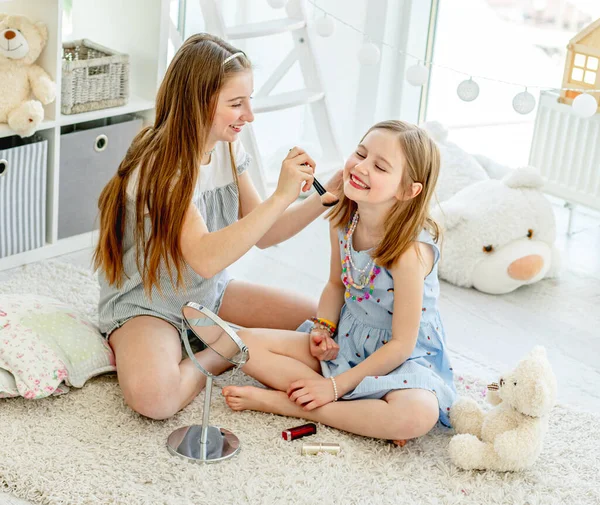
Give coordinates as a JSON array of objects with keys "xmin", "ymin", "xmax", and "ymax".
[
  {"xmin": 393, "ymin": 439, "xmax": 408, "ymax": 447},
  {"xmin": 222, "ymin": 385, "xmax": 291, "ymax": 415}
]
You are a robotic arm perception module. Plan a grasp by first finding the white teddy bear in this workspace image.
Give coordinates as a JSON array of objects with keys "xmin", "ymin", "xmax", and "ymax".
[
  {"xmin": 422, "ymin": 121, "xmax": 560, "ymax": 294},
  {"xmin": 449, "ymin": 346, "xmax": 557, "ymax": 472},
  {"xmin": 0, "ymin": 13, "xmax": 56, "ymax": 137}
]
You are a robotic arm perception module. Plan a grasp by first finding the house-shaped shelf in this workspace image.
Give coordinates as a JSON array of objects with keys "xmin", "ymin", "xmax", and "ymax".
[{"xmin": 559, "ymin": 17, "xmax": 600, "ymax": 113}]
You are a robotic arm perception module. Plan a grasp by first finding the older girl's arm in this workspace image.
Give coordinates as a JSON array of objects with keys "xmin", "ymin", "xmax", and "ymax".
[{"xmin": 236, "ymin": 167, "xmax": 343, "ymax": 249}]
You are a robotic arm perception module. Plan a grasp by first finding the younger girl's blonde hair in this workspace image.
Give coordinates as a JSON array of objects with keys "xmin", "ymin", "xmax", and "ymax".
[{"xmin": 328, "ymin": 120, "xmax": 441, "ymax": 269}]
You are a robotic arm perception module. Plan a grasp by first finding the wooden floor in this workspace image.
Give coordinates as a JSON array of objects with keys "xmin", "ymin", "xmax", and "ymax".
[{"xmin": 1, "ymin": 199, "xmax": 599, "ymax": 414}]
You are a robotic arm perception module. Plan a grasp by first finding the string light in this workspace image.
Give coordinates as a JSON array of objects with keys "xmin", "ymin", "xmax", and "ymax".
[
  {"xmin": 357, "ymin": 42, "xmax": 381, "ymax": 65},
  {"xmin": 315, "ymin": 15, "xmax": 335, "ymax": 37},
  {"xmin": 457, "ymin": 78, "xmax": 480, "ymax": 102},
  {"xmin": 512, "ymin": 88, "xmax": 537, "ymax": 114},
  {"xmin": 306, "ymin": 0, "xmax": 600, "ymax": 96},
  {"xmin": 572, "ymin": 93, "xmax": 598, "ymax": 117},
  {"xmin": 405, "ymin": 63, "xmax": 429, "ymax": 87}
]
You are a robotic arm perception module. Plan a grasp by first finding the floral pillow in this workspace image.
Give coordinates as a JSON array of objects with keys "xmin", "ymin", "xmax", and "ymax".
[{"xmin": 0, "ymin": 295, "xmax": 116, "ymax": 399}]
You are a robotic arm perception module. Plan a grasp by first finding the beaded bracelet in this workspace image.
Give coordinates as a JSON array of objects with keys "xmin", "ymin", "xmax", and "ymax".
[
  {"xmin": 310, "ymin": 317, "xmax": 337, "ymax": 336},
  {"xmin": 329, "ymin": 376, "xmax": 339, "ymax": 402}
]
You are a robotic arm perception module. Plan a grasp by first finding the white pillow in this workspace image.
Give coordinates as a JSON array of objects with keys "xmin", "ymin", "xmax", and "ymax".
[
  {"xmin": 0, "ymin": 367, "xmax": 19, "ymax": 398},
  {"xmin": 0, "ymin": 367, "xmax": 70, "ymax": 398},
  {"xmin": 0, "ymin": 295, "xmax": 115, "ymax": 399}
]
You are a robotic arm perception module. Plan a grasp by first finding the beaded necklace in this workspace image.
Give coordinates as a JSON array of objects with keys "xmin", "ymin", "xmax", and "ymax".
[{"xmin": 342, "ymin": 211, "xmax": 381, "ymax": 302}]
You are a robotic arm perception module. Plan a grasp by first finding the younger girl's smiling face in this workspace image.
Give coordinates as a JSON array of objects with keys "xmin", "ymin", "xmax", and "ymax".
[{"xmin": 343, "ymin": 128, "xmax": 407, "ymax": 206}]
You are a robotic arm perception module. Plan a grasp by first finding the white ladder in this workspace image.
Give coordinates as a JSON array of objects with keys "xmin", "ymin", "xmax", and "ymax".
[{"xmin": 196, "ymin": 0, "xmax": 344, "ymax": 197}]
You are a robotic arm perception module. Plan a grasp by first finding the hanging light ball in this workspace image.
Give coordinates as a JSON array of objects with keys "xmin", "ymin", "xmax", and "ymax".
[
  {"xmin": 572, "ymin": 93, "xmax": 598, "ymax": 118},
  {"xmin": 315, "ymin": 16, "xmax": 335, "ymax": 37},
  {"xmin": 512, "ymin": 89, "xmax": 536, "ymax": 115},
  {"xmin": 267, "ymin": 0, "xmax": 287, "ymax": 8},
  {"xmin": 285, "ymin": 0, "xmax": 304, "ymax": 20},
  {"xmin": 358, "ymin": 42, "xmax": 381, "ymax": 65},
  {"xmin": 405, "ymin": 64, "xmax": 429, "ymax": 86},
  {"xmin": 457, "ymin": 78, "xmax": 480, "ymax": 102}
]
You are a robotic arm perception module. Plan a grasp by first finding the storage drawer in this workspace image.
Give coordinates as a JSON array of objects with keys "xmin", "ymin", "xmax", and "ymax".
[
  {"xmin": 58, "ymin": 116, "xmax": 142, "ymax": 239},
  {"xmin": 0, "ymin": 135, "xmax": 48, "ymax": 259}
]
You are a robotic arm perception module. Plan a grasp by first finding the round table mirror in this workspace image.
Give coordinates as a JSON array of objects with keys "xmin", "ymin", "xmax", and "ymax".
[{"xmin": 166, "ymin": 302, "xmax": 249, "ymax": 464}]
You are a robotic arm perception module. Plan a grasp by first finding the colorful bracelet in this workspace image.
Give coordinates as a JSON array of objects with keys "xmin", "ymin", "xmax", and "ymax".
[{"xmin": 310, "ymin": 317, "xmax": 337, "ymax": 335}]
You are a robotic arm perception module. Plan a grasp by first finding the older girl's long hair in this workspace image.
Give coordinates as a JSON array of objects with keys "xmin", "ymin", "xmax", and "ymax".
[
  {"xmin": 93, "ymin": 34, "xmax": 251, "ymax": 294},
  {"xmin": 328, "ymin": 120, "xmax": 441, "ymax": 269}
]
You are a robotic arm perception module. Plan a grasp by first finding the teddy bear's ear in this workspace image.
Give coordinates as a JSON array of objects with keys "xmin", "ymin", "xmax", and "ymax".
[
  {"xmin": 35, "ymin": 21, "xmax": 48, "ymax": 44},
  {"xmin": 530, "ymin": 381, "xmax": 553, "ymax": 416},
  {"xmin": 420, "ymin": 121, "xmax": 449, "ymax": 144},
  {"xmin": 529, "ymin": 345, "xmax": 547, "ymax": 359},
  {"xmin": 502, "ymin": 166, "xmax": 544, "ymax": 190},
  {"xmin": 431, "ymin": 200, "xmax": 468, "ymax": 231}
]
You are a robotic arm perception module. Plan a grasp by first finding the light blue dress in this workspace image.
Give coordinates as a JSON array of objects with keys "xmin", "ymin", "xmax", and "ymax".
[{"xmin": 298, "ymin": 220, "xmax": 457, "ymax": 427}]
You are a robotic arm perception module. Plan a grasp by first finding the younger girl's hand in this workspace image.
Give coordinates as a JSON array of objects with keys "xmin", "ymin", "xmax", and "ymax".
[
  {"xmin": 287, "ymin": 377, "xmax": 336, "ymax": 411},
  {"xmin": 310, "ymin": 329, "xmax": 339, "ymax": 361}
]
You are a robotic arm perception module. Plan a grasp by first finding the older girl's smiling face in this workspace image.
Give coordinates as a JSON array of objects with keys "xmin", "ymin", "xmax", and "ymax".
[
  {"xmin": 343, "ymin": 128, "xmax": 406, "ymax": 205},
  {"xmin": 208, "ymin": 70, "xmax": 255, "ymax": 145}
]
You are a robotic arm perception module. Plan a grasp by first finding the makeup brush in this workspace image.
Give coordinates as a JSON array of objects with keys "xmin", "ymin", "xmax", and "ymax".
[
  {"xmin": 295, "ymin": 155, "xmax": 339, "ymax": 207},
  {"xmin": 313, "ymin": 177, "xmax": 339, "ymax": 207}
]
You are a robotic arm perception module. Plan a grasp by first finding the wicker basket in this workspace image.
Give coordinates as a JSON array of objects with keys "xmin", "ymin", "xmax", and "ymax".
[{"xmin": 61, "ymin": 39, "xmax": 129, "ymax": 115}]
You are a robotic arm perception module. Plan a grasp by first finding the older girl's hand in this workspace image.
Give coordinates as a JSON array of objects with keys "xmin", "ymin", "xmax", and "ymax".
[
  {"xmin": 274, "ymin": 146, "xmax": 315, "ymax": 206},
  {"xmin": 287, "ymin": 377, "xmax": 336, "ymax": 411}
]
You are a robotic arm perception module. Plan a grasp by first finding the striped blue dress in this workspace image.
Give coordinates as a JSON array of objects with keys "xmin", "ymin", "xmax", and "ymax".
[
  {"xmin": 298, "ymin": 222, "xmax": 457, "ymax": 427},
  {"xmin": 98, "ymin": 140, "xmax": 249, "ymax": 337}
]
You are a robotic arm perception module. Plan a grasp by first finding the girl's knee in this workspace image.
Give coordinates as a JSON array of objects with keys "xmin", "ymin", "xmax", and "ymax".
[
  {"xmin": 120, "ymin": 372, "xmax": 181, "ymax": 420},
  {"xmin": 389, "ymin": 390, "xmax": 439, "ymax": 439},
  {"xmin": 407, "ymin": 404, "xmax": 439, "ymax": 438}
]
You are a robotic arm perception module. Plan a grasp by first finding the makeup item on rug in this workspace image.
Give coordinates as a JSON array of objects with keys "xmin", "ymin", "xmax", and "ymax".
[
  {"xmin": 300, "ymin": 442, "xmax": 341, "ymax": 456},
  {"xmin": 282, "ymin": 422, "xmax": 317, "ymax": 441},
  {"xmin": 312, "ymin": 177, "xmax": 339, "ymax": 207}
]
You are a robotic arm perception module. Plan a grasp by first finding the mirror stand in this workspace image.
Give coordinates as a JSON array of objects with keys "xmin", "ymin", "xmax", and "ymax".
[
  {"xmin": 166, "ymin": 374, "xmax": 241, "ymax": 463},
  {"xmin": 166, "ymin": 302, "xmax": 248, "ymax": 464}
]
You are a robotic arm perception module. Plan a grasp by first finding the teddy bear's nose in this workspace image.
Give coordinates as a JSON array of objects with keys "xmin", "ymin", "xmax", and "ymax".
[
  {"xmin": 499, "ymin": 378, "xmax": 505, "ymax": 387},
  {"xmin": 507, "ymin": 254, "xmax": 544, "ymax": 281},
  {"xmin": 4, "ymin": 30, "xmax": 17, "ymax": 40}
]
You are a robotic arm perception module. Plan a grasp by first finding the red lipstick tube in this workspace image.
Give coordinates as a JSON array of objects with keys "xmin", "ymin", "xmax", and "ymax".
[{"xmin": 282, "ymin": 422, "xmax": 317, "ymax": 441}]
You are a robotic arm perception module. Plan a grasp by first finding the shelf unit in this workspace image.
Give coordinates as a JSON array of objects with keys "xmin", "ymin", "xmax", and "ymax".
[{"xmin": 0, "ymin": 0, "xmax": 171, "ymax": 271}]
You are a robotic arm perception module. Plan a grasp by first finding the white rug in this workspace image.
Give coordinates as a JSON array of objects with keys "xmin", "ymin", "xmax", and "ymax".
[{"xmin": 1, "ymin": 261, "xmax": 599, "ymax": 505}]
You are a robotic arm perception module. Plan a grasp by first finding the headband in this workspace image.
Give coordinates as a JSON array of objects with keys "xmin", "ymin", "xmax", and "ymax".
[{"xmin": 222, "ymin": 52, "xmax": 245, "ymax": 65}]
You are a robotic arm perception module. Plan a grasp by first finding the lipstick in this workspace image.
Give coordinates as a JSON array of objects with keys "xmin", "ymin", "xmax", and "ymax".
[{"xmin": 282, "ymin": 422, "xmax": 317, "ymax": 441}]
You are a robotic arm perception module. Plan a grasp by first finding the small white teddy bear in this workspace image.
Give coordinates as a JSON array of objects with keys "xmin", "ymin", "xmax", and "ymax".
[
  {"xmin": 449, "ymin": 346, "xmax": 557, "ymax": 472},
  {"xmin": 0, "ymin": 14, "xmax": 56, "ymax": 137}
]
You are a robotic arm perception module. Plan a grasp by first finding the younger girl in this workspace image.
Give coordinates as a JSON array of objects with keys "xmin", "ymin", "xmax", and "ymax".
[{"xmin": 223, "ymin": 120, "xmax": 456, "ymax": 442}]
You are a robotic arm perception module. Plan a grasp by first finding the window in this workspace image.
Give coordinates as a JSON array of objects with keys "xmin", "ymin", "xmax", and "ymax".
[
  {"xmin": 425, "ymin": 1, "xmax": 600, "ymax": 168},
  {"xmin": 571, "ymin": 53, "xmax": 598, "ymax": 85}
]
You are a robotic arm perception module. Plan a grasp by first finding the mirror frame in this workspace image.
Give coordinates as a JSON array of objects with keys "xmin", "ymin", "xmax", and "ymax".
[{"xmin": 181, "ymin": 301, "xmax": 249, "ymax": 377}]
